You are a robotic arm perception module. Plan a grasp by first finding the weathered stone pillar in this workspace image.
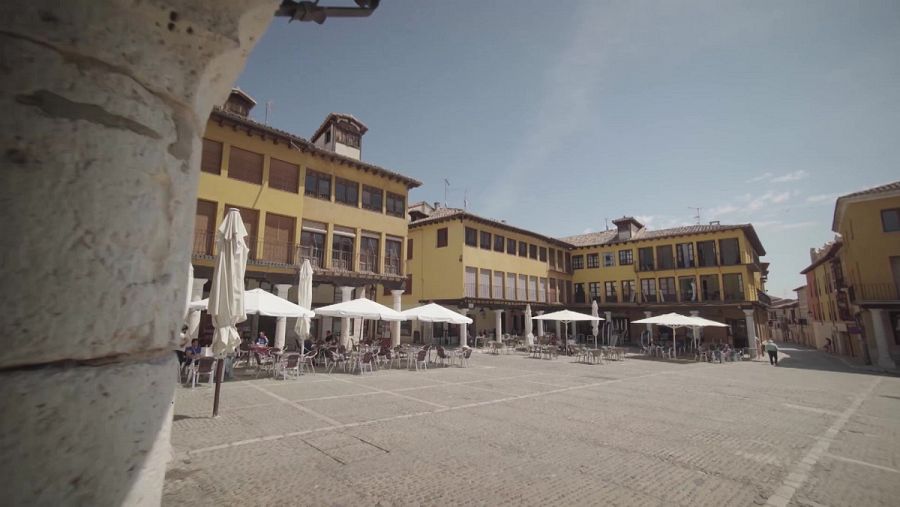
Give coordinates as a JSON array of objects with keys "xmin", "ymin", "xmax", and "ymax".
[
  {"xmin": 689, "ymin": 310, "xmax": 701, "ymax": 351},
  {"xmin": 188, "ymin": 277, "xmax": 208, "ymax": 339},
  {"xmin": 459, "ymin": 308, "xmax": 469, "ymax": 348},
  {"xmin": 643, "ymin": 310, "xmax": 653, "ymax": 344},
  {"xmin": 274, "ymin": 284, "xmax": 292, "ymax": 349},
  {"xmin": 0, "ymin": 1, "xmax": 276, "ymax": 505},
  {"xmin": 744, "ymin": 309, "xmax": 759, "ymax": 359},
  {"xmin": 494, "ymin": 309, "xmax": 504, "ymax": 341},
  {"xmin": 536, "ymin": 310, "xmax": 545, "ymax": 339},
  {"xmin": 390, "ymin": 289, "xmax": 403, "ymax": 347},
  {"xmin": 340, "ymin": 286, "xmax": 353, "ymax": 348},
  {"xmin": 869, "ymin": 309, "xmax": 897, "ymax": 369}
]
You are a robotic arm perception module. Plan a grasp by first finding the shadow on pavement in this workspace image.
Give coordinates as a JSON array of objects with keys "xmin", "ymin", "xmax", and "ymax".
[{"xmin": 771, "ymin": 344, "xmax": 898, "ymax": 377}]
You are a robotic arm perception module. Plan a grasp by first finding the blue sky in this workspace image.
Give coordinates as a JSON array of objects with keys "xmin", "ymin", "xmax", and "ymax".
[{"xmin": 235, "ymin": 0, "xmax": 900, "ymax": 298}]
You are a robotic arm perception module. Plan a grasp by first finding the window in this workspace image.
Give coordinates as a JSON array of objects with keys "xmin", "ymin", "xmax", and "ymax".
[
  {"xmin": 262, "ymin": 212, "xmax": 295, "ymax": 264},
  {"xmin": 589, "ymin": 282, "xmax": 601, "ymax": 302},
  {"xmin": 658, "ymin": 277, "xmax": 676, "ymax": 302},
  {"xmin": 506, "ymin": 273, "xmax": 516, "ymax": 300},
  {"xmin": 529, "ymin": 244, "xmax": 538, "ymax": 259},
  {"xmin": 676, "ymin": 243, "xmax": 695, "ymax": 268},
  {"xmin": 518, "ymin": 241, "xmax": 527, "ymax": 257},
  {"xmin": 334, "ymin": 178, "xmax": 359, "ymax": 206},
  {"xmin": 529, "ymin": 276, "xmax": 539, "ymax": 301},
  {"xmin": 604, "ymin": 281, "xmax": 617, "ymax": 303},
  {"xmin": 572, "ymin": 255, "xmax": 584, "ymax": 269},
  {"xmin": 268, "ymin": 158, "xmax": 299, "ymax": 193},
  {"xmin": 656, "ymin": 245, "xmax": 674, "ymax": 269},
  {"xmin": 465, "ymin": 227, "xmax": 477, "ymax": 247},
  {"xmin": 586, "ymin": 253, "xmax": 600, "ymax": 268},
  {"xmin": 557, "ymin": 250, "xmax": 564, "ymax": 269},
  {"xmin": 331, "ymin": 233, "xmax": 354, "ymax": 270},
  {"xmin": 697, "ymin": 240, "xmax": 717, "ymax": 267},
  {"xmin": 507, "ymin": 238, "xmax": 516, "ymax": 254},
  {"xmin": 362, "ymin": 185, "xmax": 383, "ymax": 212},
  {"xmin": 621, "ymin": 280, "xmax": 636, "ymax": 302},
  {"xmin": 679, "ymin": 276, "xmax": 697, "ymax": 302},
  {"xmin": 619, "ymin": 249, "xmax": 633, "ymax": 265},
  {"xmin": 518, "ymin": 274, "xmax": 527, "ymax": 300},
  {"xmin": 480, "ymin": 231, "xmax": 491, "ymax": 250},
  {"xmin": 602, "ymin": 252, "xmax": 615, "ymax": 267},
  {"xmin": 305, "ymin": 169, "xmax": 331, "ymax": 200},
  {"xmin": 493, "ymin": 271, "xmax": 504, "ymax": 299},
  {"xmin": 549, "ymin": 248, "xmax": 557, "ymax": 268},
  {"xmin": 436, "ymin": 228, "xmax": 448, "ymax": 248},
  {"xmin": 200, "ymin": 138, "xmax": 222, "ymax": 174},
  {"xmin": 638, "ymin": 247, "xmax": 654, "ymax": 271},
  {"xmin": 539, "ymin": 277, "xmax": 547, "ymax": 301},
  {"xmin": 335, "ymin": 128, "xmax": 360, "ymax": 148},
  {"xmin": 882, "ymin": 209, "xmax": 900, "ymax": 232},
  {"xmin": 385, "ymin": 239, "xmax": 402, "ymax": 275},
  {"xmin": 565, "ymin": 252, "xmax": 572, "ymax": 272},
  {"xmin": 299, "ymin": 229, "xmax": 325, "ymax": 268},
  {"xmin": 193, "ymin": 199, "xmax": 217, "ymax": 256},
  {"xmin": 574, "ymin": 283, "xmax": 586, "ymax": 303},
  {"xmin": 539, "ymin": 247, "xmax": 547, "ymax": 262},
  {"xmin": 640, "ymin": 279, "xmax": 657, "ymax": 303},
  {"xmin": 718, "ymin": 238, "xmax": 740, "ymax": 265},
  {"xmin": 723, "ymin": 273, "xmax": 744, "ymax": 301},
  {"xmin": 700, "ymin": 274, "xmax": 720, "ymax": 301},
  {"xmin": 386, "ymin": 192, "xmax": 405, "ymax": 217},
  {"xmin": 479, "ymin": 269, "xmax": 491, "ymax": 298},
  {"xmin": 494, "ymin": 234, "xmax": 505, "ymax": 252},
  {"xmin": 465, "ymin": 267, "xmax": 477, "ymax": 297},
  {"xmin": 227, "ymin": 146, "xmax": 263, "ymax": 184},
  {"xmin": 406, "ymin": 238, "xmax": 413, "ymax": 260},
  {"xmin": 359, "ymin": 236, "xmax": 379, "ymax": 273}
]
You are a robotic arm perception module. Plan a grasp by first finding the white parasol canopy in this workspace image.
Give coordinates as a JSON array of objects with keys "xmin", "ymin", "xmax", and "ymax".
[
  {"xmin": 591, "ymin": 300, "xmax": 600, "ymax": 348},
  {"xmin": 400, "ymin": 303, "xmax": 473, "ymax": 324},
  {"xmin": 524, "ymin": 304, "xmax": 534, "ymax": 346},
  {"xmin": 532, "ymin": 309, "xmax": 603, "ymax": 349},
  {"xmin": 207, "ymin": 208, "xmax": 249, "ymax": 356},
  {"xmin": 295, "ymin": 259, "xmax": 314, "ymax": 352},
  {"xmin": 191, "ymin": 288, "xmax": 315, "ymax": 318},
  {"xmin": 315, "ymin": 297, "xmax": 406, "ymax": 321},
  {"xmin": 632, "ymin": 312, "xmax": 728, "ymax": 357},
  {"xmin": 687, "ymin": 315, "xmax": 728, "ymax": 328}
]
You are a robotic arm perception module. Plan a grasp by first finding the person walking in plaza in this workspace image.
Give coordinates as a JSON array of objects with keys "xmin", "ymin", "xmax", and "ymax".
[{"xmin": 764, "ymin": 339, "xmax": 779, "ymax": 366}]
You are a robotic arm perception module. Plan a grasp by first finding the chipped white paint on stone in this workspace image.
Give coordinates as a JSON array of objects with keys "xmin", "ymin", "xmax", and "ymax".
[{"xmin": 0, "ymin": 0, "xmax": 277, "ymax": 504}]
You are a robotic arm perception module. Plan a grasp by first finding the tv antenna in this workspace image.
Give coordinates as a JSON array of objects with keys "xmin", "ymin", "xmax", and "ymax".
[
  {"xmin": 688, "ymin": 206, "xmax": 702, "ymax": 224},
  {"xmin": 463, "ymin": 188, "xmax": 469, "ymax": 210},
  {"xmin": 264, "ymin": 100, "xmax": 273, "ymax": 125},
  {"xmin": 443, "ymin": 179, "xmax": 450, "ymax": 207}
]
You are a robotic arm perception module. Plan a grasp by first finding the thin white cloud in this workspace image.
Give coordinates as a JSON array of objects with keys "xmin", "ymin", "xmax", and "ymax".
[
  {"xmin": 771, "ymin": 170, "xmax": 810, "ymax": 183},
  {"xmin": 806, "ymin": 193, "xmax": 838, "ymax": 203},
  {"xmin": 747, "ymin": 172, "xmax": 773, "ymax": 183},
  {"xmin": 707, "ymin": 204, "xmax": 738, "ymax": 217},
  {"xmin": 753, "ymin": 220, "xmax": 817, "ymax": 231},
  {"xmin": 582, "ymin": 227, "xmax": 594, "ymax": 234}
]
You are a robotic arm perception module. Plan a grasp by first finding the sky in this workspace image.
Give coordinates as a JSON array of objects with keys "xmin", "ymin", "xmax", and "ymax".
[{"xmin": 235, "ymin": 0, "xmax": 900, "ymax": 298}]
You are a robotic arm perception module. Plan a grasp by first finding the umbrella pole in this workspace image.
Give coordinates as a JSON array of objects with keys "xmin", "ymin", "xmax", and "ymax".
[{"xmin": 212, "ymin": 359, "xmax": 224, "ymax": 417}]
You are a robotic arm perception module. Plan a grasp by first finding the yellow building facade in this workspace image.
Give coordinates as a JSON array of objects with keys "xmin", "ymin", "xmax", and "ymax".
[
  {"xmin": 192, "ymin": 90, "xmax": 420, "ymax": 346},
  {"xmin": 828, "ymin": 181, "xmax": 900, "ymax": 368}
]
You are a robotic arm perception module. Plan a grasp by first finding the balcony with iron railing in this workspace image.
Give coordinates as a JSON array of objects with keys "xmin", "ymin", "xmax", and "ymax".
[
  {"xmin": 358, "ymin": 252, "xmax": 379, "ymax": 274},
  {"xmin": 298, "ymin": 245, "xmax": 324, "ymax": 269},
  {"xmin": 516, "ymin": 288, "xmax": 526, "ymax": 301},
  {"xmin": 331, "ymin": 251, "xmax": 354, "ymax": 271},
  {"xmin": 492, "ymin": 286, "xmax": 503, "ymax": 299},
  {"xmin": 850, "ymin": 283, "xmax": 900, "ymax": 302},
  {"xmin": 465, "ymin": 282, "xmax": 476, "ymax": 298},
  {"xmin": 478, "ymin": 283, "xmax": 490, "ymax": 298},
  {"xmin": 384, "ymin": 256, "xmax": 402, "ymax": 276},
  {"xmin": 548, "ymin": 288, "xmax": 558, "ymax": 303}
]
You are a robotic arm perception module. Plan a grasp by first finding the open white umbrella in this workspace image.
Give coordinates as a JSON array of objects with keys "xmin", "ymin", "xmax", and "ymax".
[
  {"xmin": 400, "ymin": 303, "xmax": 473, "ymax": 324},
  {"xmin": 295, "ymin": 259, "xmax": 314, "ymax": 353},
  {"xmin": 524, "ymin": 304, "xmax": 534, "ymax": 346},
  {"xmin": 532, "ymin": 309, "xmax": 603, "ymax": 350},
  {"xmin": 191, "ymin": 288, "xmax": 314, "ymax": 318},
  {"xmin": 315, "ymin": 297, "xmax": 406, "ymax": 321},
  {"xmin": 207, "ymin": 208, "xmax": 249, "ymax": 417},
  {"xmin": 591, "ymin": 300, "xmax": 600, "ymax": 348},
  {"xmin": 632, "ymin": 312, "xmax": 727, "ymax": 358}
]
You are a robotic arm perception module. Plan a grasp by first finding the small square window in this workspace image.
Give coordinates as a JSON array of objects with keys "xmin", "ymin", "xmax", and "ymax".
[
  {"xmin": 437, "ymin": 228, "xmax": 448, "ymax": 248},
  {"xmin": 882, "ymin": 209, "xmax": 900, "ymax": 232}
]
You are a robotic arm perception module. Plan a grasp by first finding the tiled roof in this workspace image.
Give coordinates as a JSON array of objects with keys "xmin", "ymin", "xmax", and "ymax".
[
  {"xmin": 800, "ymin": 241, "xmax": 842, "ymax": 275},
  {"xmin": 832, "ymin": 180, "xmax": 900, "ymax": 231},
  {"xmin": 209, "ymin": 108, "xmax": 421, "ymax": 188},
  {"xmin": 560, "ymin": 224, "xmax": 766, "ymax": 255},
  {"xmin": 409, "ymin": 208, "xmax": 572, "ymax": 248},
  {"xmin": 311, "ymin": 112, "xmax": 369, "ymax": 142}
]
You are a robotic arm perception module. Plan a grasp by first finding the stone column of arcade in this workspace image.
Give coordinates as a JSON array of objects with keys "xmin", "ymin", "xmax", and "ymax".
[
  {"xmin": 743, "ymin": 309, "xmax": 759, "ymax": 359},
  {"xmin": 494, "ymin": 309, "xmax": 504, "ymax": 343},
  {"xmin": 459, "ymin": 308, "xmax": 469, "ymax": 347},
  {"xmin": 390, "ymin": 289, "xmax": 403, "ymax": 347},
  {"xmin": 0, "ymin": 1, "xmax": 277, "ymax": 505},
  {"xmin": 188, "ymin": 278, "xmax": 208, "ymax": 339},
  {"xmin": 274, "ymin": 284, "xmax": 293, "ymax": 349},
  {"xmin": 339, "ymin": 286, "xmax": 354, "ymax": 348}
]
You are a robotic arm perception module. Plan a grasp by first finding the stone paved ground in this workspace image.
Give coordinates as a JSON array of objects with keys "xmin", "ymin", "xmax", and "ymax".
[{"xmin": 163, "ymin": 346, "xmax": 900, "ymax": 506}]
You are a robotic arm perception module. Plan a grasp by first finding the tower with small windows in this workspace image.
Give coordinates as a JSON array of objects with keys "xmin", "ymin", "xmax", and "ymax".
[{"xmin": 311, "ymin": 113, "xmax": 368, "ymax": 161}]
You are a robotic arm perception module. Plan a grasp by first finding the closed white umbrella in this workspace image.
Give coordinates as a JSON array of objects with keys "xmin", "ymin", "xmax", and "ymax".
[
  {"xmin": 207, "ymin": 208, "xmax": 249, "ymax": 417},
  {"xmin": 532, "ymin": 309, "xmax": 603, "ymax": 351},
  {"xmin": 295, "ymin": 259, "xmax": 314, "ymax": 353},
  {"xmin": 524, "ymin": 304, "xmax": 534, "ymax": 347},
  {"xmin": 591, "ymin": 300, "xmax": 600, "ymax": 348}
]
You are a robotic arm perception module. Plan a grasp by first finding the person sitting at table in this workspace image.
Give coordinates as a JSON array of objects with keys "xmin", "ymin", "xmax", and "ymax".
[{"xmin": 256, "ymin": 331, "xmax": 269, "ymax": 346}]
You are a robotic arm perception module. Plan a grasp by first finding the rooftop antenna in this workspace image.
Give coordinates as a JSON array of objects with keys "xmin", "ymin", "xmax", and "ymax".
[
  {"xmin": 264, "ymin": 100, "xmax": 273, "ymax": 125},
  {"xmin": 443, "ymin": 179, "xmax": 450, "ymax": 207},
  {"xmin": 688, "ymin": 206, "xmax": 702, "ymax": 225},
  {"xmin": 604, "ymin": 218, "xmax": 610, "ymax": 231},
  {"xmin": 463, "ymin": 188, "xmax": 469, "ymax": 210}
]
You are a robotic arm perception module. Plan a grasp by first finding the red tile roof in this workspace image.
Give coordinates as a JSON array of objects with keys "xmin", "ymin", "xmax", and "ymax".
[{"xmin": 560, "ymin": 223, "xmax": 766, "ymax": 255}]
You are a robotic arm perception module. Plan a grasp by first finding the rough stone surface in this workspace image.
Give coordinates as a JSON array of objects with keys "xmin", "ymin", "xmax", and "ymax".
[
  {"xmin": 0, "ymin": 0, "xmax": 277, "ymax": 368},
  {"xmin": 164, "ymin": 346, "xmax": 900, "ymax": 506},
  {"xmin": 0, "ymin": 355, "xmax": 177, "ymax": 507}
]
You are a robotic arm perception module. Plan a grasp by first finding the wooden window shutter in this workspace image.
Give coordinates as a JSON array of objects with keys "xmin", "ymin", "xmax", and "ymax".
[
  {"xmin": 263, "ymin": 213, "xmax": 295, "ymax": 263},
  {"xmin": 227, "ymin": 147, "xmax": 263, "ymax": 184},
  {"xmin": 201, "ymin": 139, "xmax": 222, "ymax": 174},
  {"xmin": 193, "ymin": 200, "xmax": 217, "ymax": 255},
  {"xmin": 268, "ymin": 158, "xmax": 299, "ymax": 193}
]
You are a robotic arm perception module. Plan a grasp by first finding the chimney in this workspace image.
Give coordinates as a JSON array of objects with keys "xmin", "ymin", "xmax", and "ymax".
[
  {"xmin": 709, "ymin": 220, "xmax": 720, "ymax": 225},
  {"xmin": 433, "ymin": 201, "xmax": 441, "ymax": 209},
  {"xmin": 223, "ymin": 88, "xmax": 256, "ymax": 117}
]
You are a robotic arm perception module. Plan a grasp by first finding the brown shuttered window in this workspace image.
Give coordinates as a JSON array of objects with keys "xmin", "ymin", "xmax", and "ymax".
[
  {"xmin": 193, "ymin": 199, "xmax": 217, "ymax": 255},
  {"xmin": 268, "ymin": 158, "xmax": 299, "ymax": 193},
  {"xmin": 227, "ymin": 147, "xmax": 263, "ymax": 184},
  {"xmin": 201, "ymin": 139, "xmax": 222, "ymax": 174},
  {"xmin": 226, "ymin": 205, "xmax": 259, "ymax": 259},
  {"xmin": 262, "ymin": 212, "xmax": 295, "ymax": 264}
]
